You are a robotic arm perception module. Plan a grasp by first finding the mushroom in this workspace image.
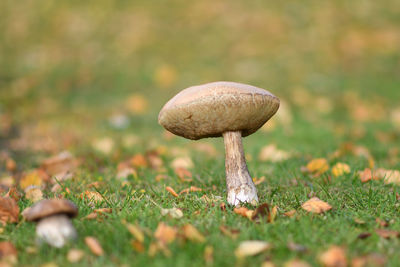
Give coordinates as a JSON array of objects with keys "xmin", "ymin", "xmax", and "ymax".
[
  {"xmin": 158, "ymin": 81, "xmax": 280, "ymax": 205},
  {"xmin": 24, "ymin": 199, "xmax": 78, "ymax": 248}
]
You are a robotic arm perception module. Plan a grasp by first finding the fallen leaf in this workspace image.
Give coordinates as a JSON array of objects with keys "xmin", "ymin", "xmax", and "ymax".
[
  {"xmin": 125, "ymin": 94, "xmax": 148, "ymax": 114},
  {"xmin": 154, "ymin": 64, "xmax": 177, "ymax": 88},
  {"xmin": 306, "ymin": 158, "xmax": 329, "ymax": 176},
  {"xmin": 357, "ymin": 232, "xmax": 371, "ymax": 239},
  {"xmin": 253, "ymin": 176, "xmax": 266, "ymax": 185},
  {"xmin": 283, "ymin": 259, "xmax": 311, "ymax": 267},
  {"xmin": 147, "ymin": 152, "xmax": 163, "ymax": 170},
  {"xmin": 234, "ymin": 207, "xmax": 254, "ymax": 219},
  {"xmin": 258, "ymin": 144, "xmax": 291, "ymax": 162},
  {"xmin": 67, "ymin": 249, "xmax": 84, "ymax": 263},
  {"xmin": 0, "ymin": 197, "xmax": 19, "ymax": 225},
  {"xmin": 375, "ymin": 218, "xmax": 388, "ymax": 228},
  {"xmin": 84, "ymin": 237, "xmax": 104, "ymax": 256},
  {"xmin": 82, "ymin": 191, "xmax": 104, "ymax": 204},
  {"xmin": 287, "ymin": 242, "xmax": 308, "ymax": 253},
  {"xmin": 179, "ymin": 186, "xmax": 202, "ymax": 194},
  {"xmin": 358, "ymin": 168, "xmax": 375, "ymax": 183},
  {"xmin": 170, "ymin": 156, "xmax": 193, "ymax": 169},
  {"xmin": 116, "ymin": 168, "xmax": 137, "ymax": 180},
  {"xmin": 5, "ymin": 158, "xmax": 17, "ymax": 172},
  {"xmin": 251, "ymin": 203, "xmax": 277, "ymax": 223},
  {"xmin": 382, "ymin": 170, "xmax": 400, "ymax": 185},
  {"xmin": 165, "ymin": 186, "xmax": 178, "ymax": 198},
  {"xmin": 125, "ymin": 223, "xmax": 144, "ymax": 242},
  {"xmin": 19, "ymin": 170, "xmax": 46, "ymax": 190},
  {"xmin": 92, "ymin": 137, "xmax": 114, "ymax": 155},
  {"xmin": 24, "ymin": 186, "xmax": 43, "ymax": 202},
  {"xmin": 284, "ymin": 210, "xmax": 297, "ymax": 217},
  {"xmin": 182, "ymin": 224, "xmax": 205, "ymax": 243},
  {"xmin": 261, "ymin": 261, "xmax": 276, "ymax": 267},
  {"xmin": 40, "ymin": 151, "xmax": 77, "ymax": 176},
  {"xmin": 331, "ymin": 163, "xmax": 351, "ymax": 177},
  {"xmin": 318, "ymin": 246, "xmax": 347, "ymax": 267},
  {"xmin": 131, "ymin": 240, "xmax": 145, "ymax": 253},
  {"xmin": 219, "ymin": 225, "xmax": 240, "ymax": 239},
  {"xmin": 161, "ymin": 208, "xmax": 183, "ymax": 219},
  {"xmin": 375, "ymin": 229, "xmax": 399, "ymax": 239},
  {"xmin": 174, "ymin": 167, "xmax": 192, "ymax": 182},
  {"xmin": 84, "ymin": 213, "xmax": 98, "ymax": 220},
  {"xmin": 204, "ymin": 245, "xmax": 213, "ymax": 265},
  {"xmin": 5, "ymin": 187, "xmax": 21, "ymax": 202},
  {"xmin": 351, "ymin": 253, "xmax": 386, "ymax": 267},
  {"xmin": 0, "ymin": 241, "xmax": 17, "ymax": 261},
  {"xmin": 301, "ymin": 197, "xmax": 332, "ymax": 214},
  {"xmin": 234, "ymin": 240, "xmax": 271, "ymax": 258},
  {"xmin": 130, "ymin": 154, "xmax": 148, "ymax": 168},
  {"xmin": 94, "ymin": 208, "xmax": 112, "ymax": 214},
  {"xmin": 154, "ymin": 222, "xmax": 177, "ymax": 244}
]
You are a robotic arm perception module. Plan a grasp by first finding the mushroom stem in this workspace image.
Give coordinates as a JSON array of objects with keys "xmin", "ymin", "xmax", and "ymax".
[
  {"xmin": 223, "ymin": 131, "xmax": 258, "ymax": 206},
  {"xmin": 36, "ymin": 214, "xmax": 77, "ymax": 248}
]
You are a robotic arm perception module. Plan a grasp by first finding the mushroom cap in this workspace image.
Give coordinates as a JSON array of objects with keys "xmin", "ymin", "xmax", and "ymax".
[
  {"xmin": 158, "ymin": 81, "xmax": 280, "ymax": 140},
  {"xmin": 24, "ymin": 199, "xmax": 78, "ymax": 222}
]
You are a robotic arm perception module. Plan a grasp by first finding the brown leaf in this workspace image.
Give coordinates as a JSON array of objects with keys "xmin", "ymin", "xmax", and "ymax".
[
  {"xmin": 179, "ymin": 186, "xmax": 202, "ymax": 195},
  {"xmin": 301, "ymin": 197, "xmax": 332, "ymax": 214},
  {"xmin": 125, "ymin": 223, "xmax": 144, "ymax": 242},
  {"xmin": 131, "ymin": 240, "xmax": 145, "ymax": 253},
  {"xmin": 174, "ymin": 167, "xmax": 193, "ymax": 182},
  {"xmin": 234, "ymin": 207, "xmax": 254, "ymax": 219},
  {"xmin": 165, "ymin": 186, "xmax": 178, "ymax": 198},
  {"xmin": 5, "ymin": 187, "xmax": 21, "ymax": 202},
  {"xmin": 82, "ymin": 191, "xmax": 104, "ymax": 204},
  {"xmin": 5, "ymin": 158, "xmax": 17, "ymax": 172},
  {"xmin": 306, "ymin": 158, "xmax": 329, "ymax": 176},
  {"xmin": 375, "ymin": 229, "xmax": 399, "ymax": 239},
  {"xmin": 0, "ymin": 241, "xmax": 17, "ymax": 263},
  {"xmin": 253, "ymin": 176, "xmax": 266, "ymax": 185},
  {"xmin": 287, "ymin": 242, "xmax": 308, "ymax": 253},
  {"xmin": 182, "ymin": 224, "xmax": 205, "ymax": 243},
  {"xmin": 318, "ymin": 246, "xmax": 347, "ymax": 267},
  {"xmin": 0, "ymin": 197, "xmax": 19, "ymax": 225},
  {"xmin": 154, "ymin": 222, "xmax": 177, "ymax": 244},
  {"xmin": 41, "ymin": 151, "xmax": 77, "ymax": 176},
  {"xmin": 130, "ymin": 154, "xmax": 148, "ymax": 168},
  {"xmin": 375, "ymin": 218, "xmax": 388, "ymax": 228},
  {"xmin": 170, "ymin": 156, "xmax": 193, "ymax": 169},
  {"xmin": 147, "ymin": 152, "xmax": 163, "ymax": 170},
  {"xmin": 84, "ymin": 237, "xmax": 104, "ymax": 256},
  {"xmin": 284, "ymin": 210, "xmax": 297, "ymax": 217},
  {"xmin": 283, "ymin": 259, "xmax": 311, "ymax": 267},
  {"xmin": 94, "ymin": 208, "xmax": 112, "ymax": 214},
  {"xmin": 234, "ymin": 240, "xmax": 271, "ymax": 258},
  {"xmin": 351, "ymin": 253, "xmax": 386, "ymax": 267},
  {"xmin": 251, "ymin": 203, "xmax": 277, "ymax": 223},
  {"xmin": 357, "ymin": 232, "xmax": 371, "ymax": 239},
  {"xmin": 24, "ymin": 186, "xmax": 43, "ymax": 202},
  {"xmin": 219, "ymin": 225, "xmax": 240, "ymax": 239},
  {"xmin": 67, "ymin": 249, "xmax": 84, "ymax": 263}
]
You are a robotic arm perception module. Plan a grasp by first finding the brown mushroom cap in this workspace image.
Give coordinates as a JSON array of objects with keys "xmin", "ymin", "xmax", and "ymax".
[
  {"xmin": 24, "ymin": 199, "xmax": 78, "ymax": 222},
  {"xmin": 158, "ymin": 81, "xmax": 280, "ymax": 140}
]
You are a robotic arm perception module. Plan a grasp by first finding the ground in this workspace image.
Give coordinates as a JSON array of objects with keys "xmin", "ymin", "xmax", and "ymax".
[{"xmin": 1, "ymin": 0, "xmax": 400, "ymax": 266}]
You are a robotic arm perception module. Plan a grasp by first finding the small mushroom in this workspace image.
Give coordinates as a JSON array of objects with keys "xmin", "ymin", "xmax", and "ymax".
[
  {"xmin": 24, "ymin": 199, "xmax": 78, "ymax": 248},
  {"xmin": 159, "ymin": 81, "xmax": 280, "ymax": 205}
]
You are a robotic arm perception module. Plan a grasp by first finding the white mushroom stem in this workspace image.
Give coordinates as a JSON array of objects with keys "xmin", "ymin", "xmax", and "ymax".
[
  {"xmin": 36, "ymin": 214, "xmax": 77, "ymax": 248},
  {"xmin": 223, "ymin": 131, "xmax": 258, "ymax": 206}
]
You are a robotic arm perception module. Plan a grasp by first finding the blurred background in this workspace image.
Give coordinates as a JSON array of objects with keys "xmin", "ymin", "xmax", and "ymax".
[{"xmin": 1, "ymin": 0, "xmax": 399, "ymax": 165}]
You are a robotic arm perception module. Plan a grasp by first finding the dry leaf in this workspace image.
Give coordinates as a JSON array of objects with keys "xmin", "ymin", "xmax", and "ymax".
[
  {"xmin": 0, "ymin": 241, "xmax": 18, "ymax": 263},
  {"xmin": 351, "ymin": 253, "xmax": 386, "ymax": 267},
  {"xmin": 5, "ymin": 187, "xmax": 21, "ymax": 202},
  {"xmin": 258, "ymin": 144, "xmax": 291, "ymax": 162},
  {"xmin": 233, "ymin": 207, "xmax": 254, "ymax": 219},
  {"xmin": 24, "ymin": 186, "xmax": 43, "ymax": 202},
  {"xmin": 0, "ymin": 197, "xmax": 19, "ymax": 225},
  {"xmin": 306, "ymin": 158, "xmax": 329, "ymax": 176},
  {"xmin": 234, "ymin": 240, "xmax": 271, "ymax": 258},
  {"xmin": 357, "ymin": 232, "xmax": 371, "ymax": 239},
  {"xmin": 382, "ymin": 170, "xmax": 400, "ymax": 185},
  {"xmin": 161, "ymin": 208, "xmax": 183, "ymax": 219},
  {"xmin": 92, "ymin": 137, "xmax": 114, "ymax": 155},
  {"xmin": 5, "ymin": 158, "xmax": 17, "ymax": 172},
  {"xmin": 331, "ymin": 163, "xmax": 351, "ymax": 177},
  {"xmin": 174, "ymin": 167, "xmax": 192, "ymax": 182},
  {"xmin": 19, "ymin": 170, "xmax": 45, "ymax": 190},
  {"xmin": 319, "ymin": 246, "xmax": 347, "ymax": 267},
  {"xmin": 116, "ymin": 168, "xmax": 137, "ymax": 180},
  {"xmin": 171, "ymin": 156, "xmax": 193, "ymax": 169},
  {"xmin": 131, "ymin": 240, "xmax": 145, "ymax": 253},
  {"xmin": 251, "ymin": 203, "xmax": 277, "ymax": 223},
  {"xmin": 154, "ymin": 222, "xmax": 177, "ymax": 244},
  {"xmin": 67, "ymin": 249, "xmax": 84, "ymax": 263},
  {"xmin": 94, "ymin": 208, "xmax": 112, "ymax": 214},
  {"xmin": 126, "ymin": 223, "xmax": 144, "ymax": 242},
  {"xmin": 283, "ymin": 259, "xmax": 311, "ymax": 267},
  {"xmin": 147, "ymin": 152, "xmax": 163, "ymax": 170},
  {"xmin": 287, "ymin": 242, "xmax": 308, "ymax": 253},
  {"xmin": 284, "ymin": 210, "xmax": 297, "ymax": 217},
  {"xmin": 165, "ymin": 186, "xmax": 178, "ymax": 198},
  {"xmin": 125, "ymin": 94, "xmax": 148, "ymax": 114},
  {"xmin": 82, "ymin": 191, "xmax": 104, "ymax": 204},
  {"xmin": 204, "ymin": 245, "xmax": 213, "ymax": 265},
  {"xmin": 375, "ymin": 229, "xmax": 399, "ymax": 239},
  {"xmin": 84, "ymin": 237, "xmax": 104, "ymax": 256},
  {"xmin": 182, "ymin": 224, "xmax": 205, "ymax": 243},
  {"xmin": 130, "ymin": 154, "xmax": 148, "ymax": 168},
  {"xmin": 375, "ymin": 218, "xmax": 388, "ymax": 228},
  {"xmin": 302, "ymin": 197, "xmax": 332, "ymax": 214},
  {"xmin": 154, "ymin": 64, "xmax": 177, "ymax": 88},
  {"xmin": 179, "ymin": 186, "xmax": 202, "ymax": 195},
  {"xmin": 253, "ymin": 176, "xmax": 266, "ymax": 185},
  {"xmin": 219, "ymin": 225, "xmax": 240, "ymax": 239},
  {"xmin": 41, "ymin": 151, "xmax": 76, "ymax": 176}
]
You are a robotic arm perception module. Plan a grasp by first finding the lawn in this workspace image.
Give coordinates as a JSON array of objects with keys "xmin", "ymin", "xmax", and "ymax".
[{"xmin": 1, "ymin": 0, "xmax": 400, "ymax": 266}]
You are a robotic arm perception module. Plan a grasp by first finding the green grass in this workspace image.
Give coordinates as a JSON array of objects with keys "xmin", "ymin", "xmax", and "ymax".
[{"xmin": 1, "ymin": 0, "xmax": 400, "ymax": 266}]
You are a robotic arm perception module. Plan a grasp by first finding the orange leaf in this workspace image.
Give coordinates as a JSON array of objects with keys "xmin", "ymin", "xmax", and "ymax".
[
  {"xmin": 182, "ymin": 224, "xmax": 205, "ymax": 243},
  {"xmin": 0, "ymin": 197, "xmax": 19, "ymax": 225},
  {"xmin": 301, "ymin": 197, "xmax": 332, "ymax": 214},
  {"xmin": 84, "ymin": 237, "xmax": 104, "ymax": 256},
  {"xmin": 306, "ymin": 158, "xmax": 329, "ymax": 176},
  {"xmin": 154, "ymin": 222, "xmax": 176, "ymax": 244},
  {"xmin": 165, "ymin": 186, "xmax": 178, "ymax": 198},
  {"xmin": 318, "ymin": 246, "xmax": 347, "ymax": 267}
]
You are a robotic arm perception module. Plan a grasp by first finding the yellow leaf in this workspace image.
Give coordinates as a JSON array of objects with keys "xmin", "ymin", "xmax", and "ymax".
[
  {"xmin": 306, "ymin": 158, "xmax": 329, "ymax": 175},
  {"xmin": 301, "ymin": 197, "xmax": 332, "ymax": 214},
  {"xmin": 126, "ymin": 223, "xmax": 144, "ymax": 243},
  {"xmin": 182, "ymin": 224, "xmax": 205, "ymax": 243},
  {"xmin": 331, "ymin": 163, "xmax": 351, "ymax": 177},
  {"xmin": 19, "ymin": 170, "xmax": 44, "ymax": 190},
  {"xmin": 154, "ymin": 64, "xmax": 177, "ymax": 88}
]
